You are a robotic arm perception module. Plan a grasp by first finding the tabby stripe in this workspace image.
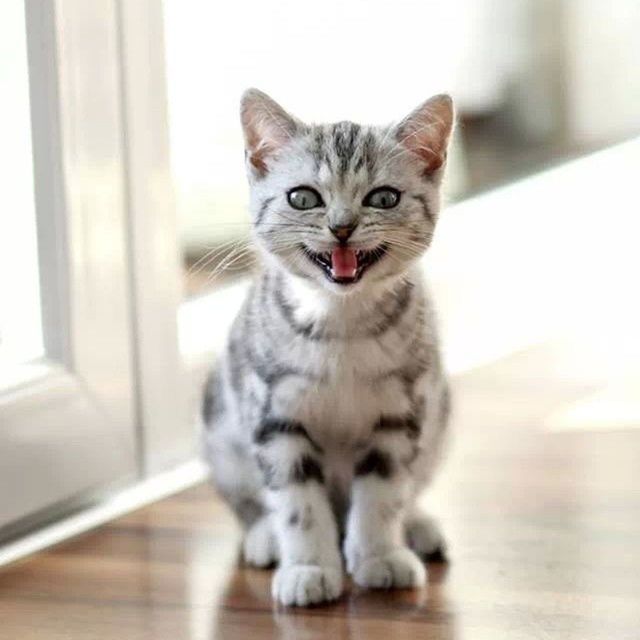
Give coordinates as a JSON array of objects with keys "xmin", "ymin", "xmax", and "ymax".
[
  {"xmin": 256, "ymin": 453, "xmax": 276, "ymax": 487},
  {"xmin": 366, "ymin": 280, "xmax": 413, "ymax": 337},
  {"xmin": 288, "ymin": 505, "xmax": 314, "ymax": 529},
  {"xmin": 411, "ymin": 194, "xmax": 434, "ymax": 224},
  {"xmin": 254, "ymin": 418, "xmax": 323, "ymax": 453},
  {"xmin": 256, "ymin": 196, "xmax": 275, "ymax": 226},
  {"xmin": 256, "ymin": 453, "xmax": 324, "ymax": 488},
  {"xmin": 332, "ymin": 121, "xmax": 362, "ymax": 179},
  {"xmin": 232, "ymin": 293, "xmax": 312, "ymax": 387},
  {"xmin": 439, "ymin": 384, "xmax": 451, "ymax": 430},
  {"xmin": 354, "ymin": 129, "xmax": 377, "ymax": 175},
  {"xmin": 273, "ymin": 285, "xmax": 323, "ymax": 340},
  {"xmin": 273, "ymin": 272, "xmax": 412, "ymax": 341},
  {"xmin": 411, "ymin": 394, "xmax": 427, "ymax": 429},
  {"xmin": 375, "ymin": 415, "xmax": 421, "ymax": 440},
  {"xmin": 312, "ymin": 127, "xmax": 327, "ymax": 171},
  {"xmin": 202, "ymin": 372, "xmax": 223, "ymax": 424},
  {"xmin": 244, "ymin": 335, "xmax": 306, "ymax": 386},
  {"xmin": 355, "ymin": 449, "xmax": 394, "ymax": 478},
  {"xmin": 290, "ymin": 455, "xmax": 324, "ymax": 484},
  {"xmin": 227, "ymin": 337, "xmax": 244, "ymax": 395}
]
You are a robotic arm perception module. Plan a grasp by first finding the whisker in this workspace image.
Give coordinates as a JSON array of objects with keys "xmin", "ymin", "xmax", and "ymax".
[{"xmin": 187, "ymin": 237, "xmax": 249, "ymax": 278}]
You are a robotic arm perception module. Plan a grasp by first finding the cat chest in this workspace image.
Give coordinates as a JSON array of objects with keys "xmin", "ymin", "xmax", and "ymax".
[{"xmin": 270, "ymin": 342, "xmax": 413, "ymax": 446}]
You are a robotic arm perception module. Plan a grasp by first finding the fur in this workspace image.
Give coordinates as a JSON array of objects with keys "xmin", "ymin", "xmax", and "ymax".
[{"xmin": 202, "ymin": 89, "xmax": 454, "ymax": 606}]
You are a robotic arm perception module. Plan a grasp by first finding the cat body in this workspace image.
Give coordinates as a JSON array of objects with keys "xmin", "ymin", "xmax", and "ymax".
[{"xmin": 203, "ymin": 90, "xmax": 454, "ymax": 606}]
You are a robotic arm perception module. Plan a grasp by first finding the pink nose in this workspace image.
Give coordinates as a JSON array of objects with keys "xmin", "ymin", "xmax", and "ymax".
[{"xmin": 329, "ymin": 224, "xmax": 356, "ymax": 242}]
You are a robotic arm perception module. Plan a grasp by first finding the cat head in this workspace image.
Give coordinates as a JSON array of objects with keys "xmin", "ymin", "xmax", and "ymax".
[{"xmin": 240, "ymin": 89, "xmax": 454, "ymax": 295}]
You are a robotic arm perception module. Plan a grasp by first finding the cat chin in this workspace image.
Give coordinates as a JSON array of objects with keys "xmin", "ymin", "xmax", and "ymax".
[
  {"xmin": 281, "ymin": 266, "xmax": 369, "ymax": 297},
  {"xmin": 317, "ymin": 279, "xmax": 369, "ymax": 297},
  {"xmin": 303, "ymin": 268, "xmax": 405, "ymax": 298}
]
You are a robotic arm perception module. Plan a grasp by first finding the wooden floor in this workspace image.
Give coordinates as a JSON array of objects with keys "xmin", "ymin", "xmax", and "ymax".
[{"xmin": 1, "ymin": 341, "xmax": 639, "ymax": 639}]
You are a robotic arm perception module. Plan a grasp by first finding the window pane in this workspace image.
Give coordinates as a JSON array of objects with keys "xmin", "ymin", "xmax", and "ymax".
[{"xmin": 0, "ymin": 2, "xmax": 43, "ymax": 368}]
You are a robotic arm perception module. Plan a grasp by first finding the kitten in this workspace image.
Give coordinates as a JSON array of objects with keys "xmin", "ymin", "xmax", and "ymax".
[{"xmin": 202, "ymin": 89, "xmax": 454, "ymax": 606}]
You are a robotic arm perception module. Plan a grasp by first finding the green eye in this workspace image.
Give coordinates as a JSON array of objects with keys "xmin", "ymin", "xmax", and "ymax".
[
  {"xmin": 363, "ymin": 187, "xmax": 400, "ymax": 209},
  {"xmin": 287, "ymin": 187, "xmax": 324, "ymax": 210}
]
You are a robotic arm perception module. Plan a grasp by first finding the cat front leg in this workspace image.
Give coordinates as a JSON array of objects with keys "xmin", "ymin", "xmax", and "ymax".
[
  {"xmin": 254, "ymin": 417, "xmax": 343, "ymax": 606},
  {"xmin": 344, "ymin": 417, "xmax": 427, "ymax": 589}
]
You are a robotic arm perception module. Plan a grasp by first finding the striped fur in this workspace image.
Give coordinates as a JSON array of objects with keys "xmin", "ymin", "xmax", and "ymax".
[{"xmin": 203, "ymin": 89, "xmax": 454, "ymax": 606}]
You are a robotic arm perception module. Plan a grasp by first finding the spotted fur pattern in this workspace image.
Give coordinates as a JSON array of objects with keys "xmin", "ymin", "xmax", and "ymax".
[{"xmin": 203, "ymin": 89, "xmax": 454, "ymax": 606}]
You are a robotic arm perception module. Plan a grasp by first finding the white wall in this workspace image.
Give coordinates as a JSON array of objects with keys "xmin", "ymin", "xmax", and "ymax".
[{"xmin": 564, "ymin": 0, "xmax": 640, "ymax": 146}]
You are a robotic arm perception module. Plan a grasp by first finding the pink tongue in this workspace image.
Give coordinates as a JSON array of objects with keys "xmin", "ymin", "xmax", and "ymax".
[{"xmin": 331, "ymin": 247, "xmax": 358, "ymax": 279}]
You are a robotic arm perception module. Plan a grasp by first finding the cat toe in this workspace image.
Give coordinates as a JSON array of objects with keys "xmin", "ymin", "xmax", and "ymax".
[
  {"xmin": 272, "ymin": 564, "xmax": 343, "ymax": 607},
  {"xmin": 352, "ymin": 547, "xmax": 426, "ymax": 589}
]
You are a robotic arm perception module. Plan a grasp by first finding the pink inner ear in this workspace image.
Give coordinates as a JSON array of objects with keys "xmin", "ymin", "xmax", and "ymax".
[
  {"xmin": 399, "ymin": 121, "xmax": 449, "ymax": 173},
  {"xmin": 240, "ymin": 89, "xmax": 299, "ymax": 176},
  {"xmin": 246, "ymin": 138, "xmax": 274, "ymax": 175},
  {"xmin": 397, "ymin": 95, "xmax": 454, "ymax": 174},
  {"xmin": 244, "ymin": 124, "xmax": 284, "ymax": 175},
  {"xmin": 245, "ymin": 123, "xmax": 293, "ymax": 176}
]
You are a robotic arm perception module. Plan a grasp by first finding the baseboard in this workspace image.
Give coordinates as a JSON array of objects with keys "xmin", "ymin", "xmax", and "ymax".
[{"xmin": 0, "ymin": 459, "xmax": 209, "ymax": 567}]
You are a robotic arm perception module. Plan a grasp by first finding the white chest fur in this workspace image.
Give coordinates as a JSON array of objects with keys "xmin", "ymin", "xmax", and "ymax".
[
  {"xmin": 270, "ymin": 339, "xmax": 411, "ymax": 448},
  {"xmin": 266, "ymin": 273, "xmax": 422, "ymax": 445}
]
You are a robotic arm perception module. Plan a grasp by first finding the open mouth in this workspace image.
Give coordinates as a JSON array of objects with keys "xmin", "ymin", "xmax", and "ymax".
[{"xmin": 302, "ymin": 244, "xmax": 387, "ymax": 285}]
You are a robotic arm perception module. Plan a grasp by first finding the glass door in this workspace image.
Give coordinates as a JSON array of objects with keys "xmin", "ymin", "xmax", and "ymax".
[{"xmin": 0, "ymin": 1, "xmax": 139, "ymax": 537}]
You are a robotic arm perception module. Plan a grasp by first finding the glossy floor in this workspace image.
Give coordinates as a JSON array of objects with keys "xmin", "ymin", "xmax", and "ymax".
[{"xmin": 1, "ymin": 341, "xmax": 639, "ymax": 639}]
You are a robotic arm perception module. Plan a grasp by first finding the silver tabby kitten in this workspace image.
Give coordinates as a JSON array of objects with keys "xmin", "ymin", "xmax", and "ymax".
[{"xmin": 203, "ymin": 89, "xmax": 454, "ymax": 606}]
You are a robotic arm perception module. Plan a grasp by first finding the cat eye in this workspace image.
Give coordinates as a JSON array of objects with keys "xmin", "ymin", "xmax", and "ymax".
[
  {"xmin": 287, "ymin": 186, "xmax": 324, "ymax": 210},
  {"xmin": 363, "ymin": 187, "xmax": 400, "ymax": 209}
]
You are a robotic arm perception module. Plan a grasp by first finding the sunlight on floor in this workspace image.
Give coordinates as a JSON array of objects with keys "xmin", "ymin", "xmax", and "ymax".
[{"xmin": 545, "ymin": 379, "xmax": 640, "ymax": 432}]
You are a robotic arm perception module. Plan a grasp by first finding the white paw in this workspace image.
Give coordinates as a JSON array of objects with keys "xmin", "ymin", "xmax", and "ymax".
[
  {"xmin": 352, "ymin": 547, "xmax": 426, "ymax": 589},
  {"xmin": 243, "ymin": 518, "xmax": 278, "ymax": 568},
  {"xmin": 272, "ymin": 564, "xmax": 343, "ymax": 606},
  {"xmin": 405, "ymin": 514, "xmax": 447, "ymax": 559}
]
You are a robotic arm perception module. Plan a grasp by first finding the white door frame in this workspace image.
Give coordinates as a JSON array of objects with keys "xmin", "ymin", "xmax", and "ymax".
[
  {"xmin": 0, "ymin": 0, "xmax": 138, "ymax": 534},
  {"xmin": 1, "ymin": 0, "xmax": 189, "ymax": 537},
  {"xmin": 117, "ymin": 0, "xmax": 189, "ymax": 474}
]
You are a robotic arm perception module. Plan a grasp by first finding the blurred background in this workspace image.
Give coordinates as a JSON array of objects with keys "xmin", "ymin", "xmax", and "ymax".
[
  {"xmin": 163, "ymin": 0, "xmax": 640, "ymax": 296},
  {"xmin": 1, "ymin": 0, "xmax": 639, "ymax": 551}
]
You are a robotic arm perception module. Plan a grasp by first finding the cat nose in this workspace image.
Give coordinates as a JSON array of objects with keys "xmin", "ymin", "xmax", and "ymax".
[{"xmin": 329, "ymin": 224, "xmax": 357, "ymax": 243}]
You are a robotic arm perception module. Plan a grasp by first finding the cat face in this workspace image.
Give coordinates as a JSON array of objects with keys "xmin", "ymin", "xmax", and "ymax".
[{"xmin": 241, "ymin": 89, "xmax": 454, "ymax": 295}]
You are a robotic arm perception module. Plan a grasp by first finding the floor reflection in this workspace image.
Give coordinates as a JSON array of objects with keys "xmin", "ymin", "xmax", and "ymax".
[{"xmin": 208, "ymin": 558, "xmax": 458, "ymax": 640}]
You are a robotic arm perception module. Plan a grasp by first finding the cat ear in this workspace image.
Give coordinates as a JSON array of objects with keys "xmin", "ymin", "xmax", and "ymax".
[
  {"xmin": 395, "ymin": 94, "xmax": 454, "ymax": 174},
  {"xmin": 240, "ymin": 88, "xmax": 301, "ymax": 175}
]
